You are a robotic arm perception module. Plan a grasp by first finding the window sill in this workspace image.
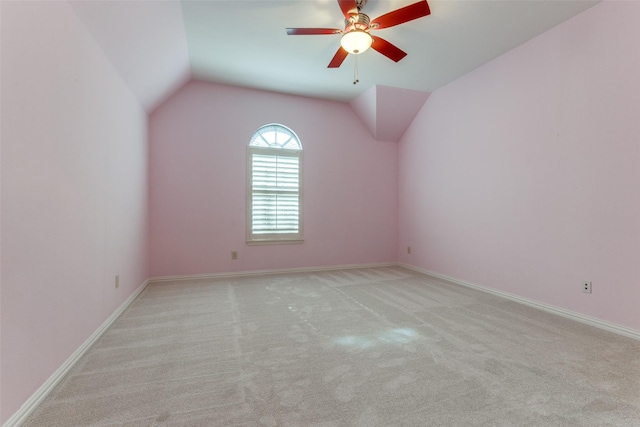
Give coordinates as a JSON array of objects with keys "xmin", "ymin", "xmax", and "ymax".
[{"xmin": 246, "ymin": 239, "xmax": 304, "ymax": 246}]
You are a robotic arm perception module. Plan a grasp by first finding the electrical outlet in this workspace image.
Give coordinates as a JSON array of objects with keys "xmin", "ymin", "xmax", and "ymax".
[
  {"xmin": 407, "ymin": 246, "xmax": 412, "ymax": 254},
  {"xmin": 583, "ymin": 281, "xmax": 592, "ymax": 294},
  {"xmin": 115, "ymin": 274, "xmax": 120, "ymax": 289},
  {"xmin": 231, "ymin": 251, "xmax": 238, "ymax": 260}
]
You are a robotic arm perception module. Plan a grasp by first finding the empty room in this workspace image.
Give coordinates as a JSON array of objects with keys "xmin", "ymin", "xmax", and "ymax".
[{"xmin": 1, "ymin": 0, "xmax": 639, "ymax": 425}]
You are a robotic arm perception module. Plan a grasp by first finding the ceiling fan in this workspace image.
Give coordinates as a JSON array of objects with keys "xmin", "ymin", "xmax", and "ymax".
[{"xmin": 286, "ymin": 0, "xmax": 431, "ymax": 68}]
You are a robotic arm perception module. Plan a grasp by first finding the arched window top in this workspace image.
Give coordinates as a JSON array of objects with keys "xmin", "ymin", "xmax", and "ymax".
[{"xmin": 249, "ymin": 124, "xmax": 302, "ymax": 150}]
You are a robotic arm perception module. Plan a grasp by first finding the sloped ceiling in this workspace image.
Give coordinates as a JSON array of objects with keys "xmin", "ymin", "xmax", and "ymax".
[
  {"xmin": 350, "ymin": 85, "xmax": 430, "ymax": 142},
  {"xmin": 69, "ymin": 0, "xmax": 600, "ymax": 138},
  {"xmin": 182, "ymin": 0, "xmax": 598, "ymax": 102},
  {"xmin": 70, "ymin": 0, "xmax": 191, "ymax": 112}
]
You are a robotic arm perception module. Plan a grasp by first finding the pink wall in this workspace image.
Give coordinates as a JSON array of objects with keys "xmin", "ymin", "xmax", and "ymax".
[
  {"xmin": 2, "ymin": 0, "xmax": 638, "ymax": 423},
  {"xmin": 0, "ymin": 1, "xmax": 148, "ymax": 423},
  {"xmin": 398, "ymin": 1, "xmax": 640, "ymax": 332},
  {"xmin": 149, "ymin": 81, "xmax": 398, "ymax": 277}
]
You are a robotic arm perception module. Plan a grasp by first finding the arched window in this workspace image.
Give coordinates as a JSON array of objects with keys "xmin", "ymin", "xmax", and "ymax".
[{"xmin": 247, "ymin": 124, "xmax": 303, "ymax": 243}]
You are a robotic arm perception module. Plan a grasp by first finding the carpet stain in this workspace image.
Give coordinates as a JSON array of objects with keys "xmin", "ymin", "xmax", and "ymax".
[{"xmin": 155, "ymin": 412, "xmax": 171, "ymax": 422}]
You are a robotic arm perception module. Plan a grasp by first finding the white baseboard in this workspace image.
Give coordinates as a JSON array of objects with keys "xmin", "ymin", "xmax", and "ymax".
[
  {"xmin": 6, "ymin": 262, "xmax": 395, "ymax": 425},
  {"xmin": 9, "ymin": 261, "xmax": 636, "ymax": 426},
  {"xmin": 3, "ymin": 280, "xmax": 150, "ymax": 427},
  {"xmin": 148, "ymin": 262, "xmax": 397, "ymax": 283},
  {"xmin": 399, "ymin": 263, "xmax": 640, "ymax": 341}
]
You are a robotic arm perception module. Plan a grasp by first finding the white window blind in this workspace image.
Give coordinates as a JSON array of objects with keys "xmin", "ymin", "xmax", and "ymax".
[{"xmin": 247, "ymin": 124, "xmax": 303, "ymax": 243}]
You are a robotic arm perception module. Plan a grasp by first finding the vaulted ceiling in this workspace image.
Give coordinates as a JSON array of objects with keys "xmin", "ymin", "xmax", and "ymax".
[{"xmin": 70, "ymin": 0, "xmax": 599, "ymax": 114}]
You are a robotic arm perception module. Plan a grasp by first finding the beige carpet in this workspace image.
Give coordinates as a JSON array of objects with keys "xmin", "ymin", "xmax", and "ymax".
[{"xmin": 23, "ymin": 267, "xmax": 640, "ymax": 426}]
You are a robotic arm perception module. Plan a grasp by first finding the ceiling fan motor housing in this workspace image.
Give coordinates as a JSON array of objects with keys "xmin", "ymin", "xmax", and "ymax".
[{"xmin": 345, "ymin": 13, "xmax": 371, "ymax": 32}]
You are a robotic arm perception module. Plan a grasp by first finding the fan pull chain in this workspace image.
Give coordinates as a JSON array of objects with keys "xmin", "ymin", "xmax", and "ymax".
[{"xmin": 353, "ymin": 53, "xmax": 360, "ymax": 85}]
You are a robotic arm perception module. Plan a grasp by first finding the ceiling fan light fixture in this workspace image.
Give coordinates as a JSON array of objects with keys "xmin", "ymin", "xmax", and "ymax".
[{"xmin": 340, "ymin": 29, "xmax": 372, "ymax": 54}]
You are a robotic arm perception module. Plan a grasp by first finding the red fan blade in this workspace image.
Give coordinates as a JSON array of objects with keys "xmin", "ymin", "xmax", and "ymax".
[
  {"xmin": 286, "ymin": 28, "xmax": 341, "ymax": 35},
  {"xmin": 328, "ymin": 47, "xmax": 349, "ymax": 68},
  {"xmin": 337, "ymin": 0, "xmax": 358, "ymax": 18},
  {"xmin": 371, "ymin": 0, "xmax": 431, "ymax": 30},
  {"xmin": 371, "ymin": 36, "xmax": 407, "ymax": 62}
]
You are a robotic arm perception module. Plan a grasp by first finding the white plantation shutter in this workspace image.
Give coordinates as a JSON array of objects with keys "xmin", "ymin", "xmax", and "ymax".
[
  {"xmin": 248, "ymin": 125, "xmax": 303, "ymax": 243},
  {"xmin": 251, "ymin": 152, "xmax": 300, "ymax": 235}
]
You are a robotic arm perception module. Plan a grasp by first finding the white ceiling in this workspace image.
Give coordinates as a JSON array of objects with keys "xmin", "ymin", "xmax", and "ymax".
[{"xmin": 70, "ymin": 0, "xmax": 600, "ymax": 111}]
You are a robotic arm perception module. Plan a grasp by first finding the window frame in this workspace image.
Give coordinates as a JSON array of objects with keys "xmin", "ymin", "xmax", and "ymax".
[{"xmin": 246, "ymin": 125, "xmax": 303, "ymax": 245}]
